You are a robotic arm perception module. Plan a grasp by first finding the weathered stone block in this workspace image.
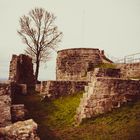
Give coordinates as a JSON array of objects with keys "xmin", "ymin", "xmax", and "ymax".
[{"xmin": 0, "ymin": 119, "xmax": 40, "ymax": 140}]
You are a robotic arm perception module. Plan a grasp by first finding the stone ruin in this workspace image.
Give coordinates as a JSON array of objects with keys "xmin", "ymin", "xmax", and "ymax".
[
  {"xmin": 0, "ymin": 54, "xmax": 39, "ymax": 140},
  {"xmin": 75, "ymin": 71, "xmax": 140, "ymax": 124},
  {"xmin": 0, "ymin": 47, "xmax": 140, "ymax": 139},
  {"xmin": 9, "ymin": 54, "xmax": 35, "ymax": 95},
  {"xmin": 0, "ymin": 83, "xmax": 39, "ymax": 140},
  {"xmin": 41, "ymin": 80, "xmax": 87, "ymax": 99},
  {"xmin": 74, "ymin": 62, "xmax": 140, "ymax": 124},
  {"xmin": 56, "ymin": 48, "xmax": 112, "ymax": 80},
  {"xmin": 9, "ymin": 54, "xmax": 35, "ymax": 85},
  {"xmin": 40, "ymin": 48, "xmax": 112, "ymax": 98},
  {"xmin": 39, "ymin": 48, "xmax": 140, "ymax": 125},
  {"xmin": 37, "ymin": 48, "xmax": 140, "ymax": 124}
]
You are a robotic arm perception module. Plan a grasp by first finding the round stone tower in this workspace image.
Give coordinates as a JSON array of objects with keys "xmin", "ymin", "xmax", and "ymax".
[{"xmin": 56, "ymin": 48, "xmax": 108, "ymax": 80}]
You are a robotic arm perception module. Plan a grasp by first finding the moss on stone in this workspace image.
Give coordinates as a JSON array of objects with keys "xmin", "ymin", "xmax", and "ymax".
[{"xmin": 96, "ymin": 63, "xmax": 116, "ymax": 69}]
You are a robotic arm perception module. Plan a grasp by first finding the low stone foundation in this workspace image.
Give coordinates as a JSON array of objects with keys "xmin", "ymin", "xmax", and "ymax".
[
  {"xmin": 116, "ymin": 63, "xmax": 140, "ymax": 78},
  {"xmin": 87, "ymin": 68, "xmax": 121, "ymax": 81},
  {"xmin": 0, "ymin": 83, "xmax": 11, "ymax": 127},
  {"xmin": 41, "ymin": 80, "xmax": 88, "ymax": 99},
  {"xmin": 75, "ymin": 78, "xmax": 140, "ymax": 124}
]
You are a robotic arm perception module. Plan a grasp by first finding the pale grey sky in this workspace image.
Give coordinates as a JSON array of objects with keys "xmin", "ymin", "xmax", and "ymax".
[{"xmin": 0, "ymin": 0, "xmax": 140, "ymax": 80}]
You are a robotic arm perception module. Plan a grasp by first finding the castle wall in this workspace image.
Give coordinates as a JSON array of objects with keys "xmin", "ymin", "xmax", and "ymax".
[
  {"xmin": 0, "ymin": 83, "xmax": 11, "ymax": 127},
  {"xmin": 116, "ymin": 63, "xmax": 140, "ymax": 78},
  {"xmin": 87, "ymin": 68, "xmax": 121, "ymax": 81},
  {"xmin": 75, "ymin": 78, "xmax": 140, "ymax": 124},
  {"xmin": 41, "ymin": 80, "xmax": 88, "ymax": 99},
  {"xmin": 56, "ymin": 48, "xmax": 104, "ymax": 81},
  {"xmin": 9, "ymin": 54, "xmax": 35, "ymax": 85}
]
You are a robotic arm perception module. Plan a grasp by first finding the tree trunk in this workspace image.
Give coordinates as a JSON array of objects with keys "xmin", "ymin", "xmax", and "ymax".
[{"xmin": 35, "ymin": 60, "xmax": 40, "ymax": 83}]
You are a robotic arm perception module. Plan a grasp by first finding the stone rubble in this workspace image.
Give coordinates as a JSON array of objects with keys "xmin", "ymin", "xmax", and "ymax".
[{"xmin": 0, "ymin": 119, "xmax": 40, "ymax": 140}]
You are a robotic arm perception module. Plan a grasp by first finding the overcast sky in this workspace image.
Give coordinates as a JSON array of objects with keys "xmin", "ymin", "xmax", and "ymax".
[{"xmin": 0, "ymin": 0, "xmax": 140, "ymax": 80}]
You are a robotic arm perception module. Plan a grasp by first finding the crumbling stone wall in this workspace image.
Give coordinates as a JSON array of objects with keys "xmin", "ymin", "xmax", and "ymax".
[
  {"xmin": 87, "ymin": 68, "xmax": 121, "ymax": 81},
  {"xmin": 75, "ymin": 78, "xmax": 140, "ymax": 124},
  {"xmin": 56, "ymin": 48, "xmax": 111, "ymax": 81},
  {"xmin": 9, "ymin": 54, "xmax": 35, "ymax": 85},
  {"xmin": 41, "ymin": 80, "xmax": 88, "ymax": 99},
  {"xmin": 116, "ymin": 63, "xmax": 140, "ymax": 78},
  {"xmin": 0, "ymin": 83, "xmax": 11, "ymax": 127}
]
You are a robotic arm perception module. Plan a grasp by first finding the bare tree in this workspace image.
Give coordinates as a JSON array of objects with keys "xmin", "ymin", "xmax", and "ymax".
[{"xmin": 18, "ymin": 8, "xmax": 62, "ymax": 82}]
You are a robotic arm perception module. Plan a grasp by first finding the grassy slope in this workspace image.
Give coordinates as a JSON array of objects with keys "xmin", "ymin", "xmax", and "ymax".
[
  {"xmin": 13, "ymin": 92, "xmax": 140, "ymax": 140},
  {"xmin": 58, "ymin": 101, "xmax": 140, "ymax": 140}
]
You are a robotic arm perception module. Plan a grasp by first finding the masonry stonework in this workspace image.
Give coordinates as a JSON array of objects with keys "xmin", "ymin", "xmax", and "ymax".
[
  {"xmin": 9, "ymin": 54, "xmax": 35, "ymax": 85},
  {"xmin": 39, "ymin": 48, "xmax": 113, "ymax": 98},
  {"xmin": 1, "ymin": 49, "xmax": 140, "ymax": 132},
  {"xmin": 75, "ymin": 77, "xmax": 140, "ymax": 124},
  {"xmin": 41, "ymin": 81, "xmax": 88, "ymax": 99},
  {"xmin": 116, "ymin": 63, "xmax": 140, "ymax": 78},
  {"xmin": 56, "ymin": 48, "xmax": 112, "ymax": 81},
  {"xmin": 87, "ymin": 68, "xmax": 121, "ymax": 81}
]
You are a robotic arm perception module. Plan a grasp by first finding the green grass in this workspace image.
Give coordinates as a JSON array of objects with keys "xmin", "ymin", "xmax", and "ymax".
[
  {"xmin": 45, "ymin": 93, "xmax": 83, "ymax": 129},
  {"xmin": 13, "ymin": 91, "xmax": 83, "ymax": 140},
  {"xmin": 13, "ymin": 92, "xmax": 140, "ymax": 140},
  {"xmin": 56, "ymin": 101, "xmax": 140, "ymax": 140},
  {"xmin": 95, "ymin": 63, "xmax": 116, "ymax": 69}
]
